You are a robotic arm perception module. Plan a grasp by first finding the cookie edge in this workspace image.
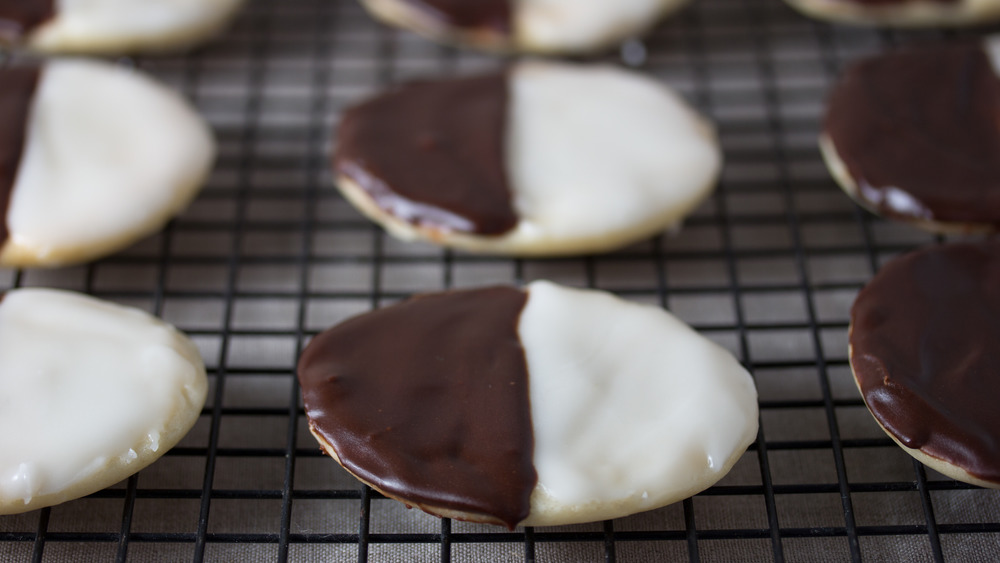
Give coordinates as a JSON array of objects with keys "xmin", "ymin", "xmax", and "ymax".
[
  {"xmin": 360, "ymin": 0, "xmax": 692, "ymax": 54},
  {"xmin": 27, "ymin": 0, "xmax": 245, "ymax": 55},
  {"xmin": 847, "ymin": 324, "xmax": 1000, "ymax": 490},
  {"xmin": 819, "ymin": 134, "xmax": 996, "ymax": 235},
  {"xmin": 0, "ymin": 61, "xmax": 218, "ymax": 268},
  {"xmin": 360, "ymin": 0, "xmax": 513, "ymax": 52},
  {"xmin": 784, "ymin": 0, "xmax": 1000, "ymax": 27},
  {"xmin": 0, "ymin": 289, "xmax": 209, "ymax": 515},
  {"xmin": 308, "ymin": 422, "xmax": 514, "ymax": 527},
  {"xmin": 301, "ymin": 282, "xmax": 759, "ymax": 527}
]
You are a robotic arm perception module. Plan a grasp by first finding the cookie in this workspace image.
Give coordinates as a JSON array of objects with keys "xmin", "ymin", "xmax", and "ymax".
[
  {"xmin": 850, "ymin": 242, "xmax": 1000, "ymax": 489},
  {"xmin": 0, "ymin": 288, "xmax": 207, "ymax": 515},
  {"xmin": 334, "ymin": 61, "xmax": 721, "ymax": 257},
  {"xmin": 0, "ymin": 59, "xmax": 215, "ymax": 267},
  {"xmin": 0, "ymin": 0, "xmax": 243, "ymax": 54},
  {"xmin": 360, "ymin": 0, "xmax": 689, "ymax": 54},
  {"xmin": 298, "ymin": 281, "xmax": 759, "ymax": 528},
  {"xmin": 784, "ymin": 0, "xmax": 1000, "ymax": 26},
  {"xmin": 821, "ymin": 40, "xmax": 1000, "ymax": 234}
]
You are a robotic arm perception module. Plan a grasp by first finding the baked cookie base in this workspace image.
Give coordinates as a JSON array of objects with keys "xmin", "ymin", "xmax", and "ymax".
[
  {"xmin": 0, "ymin": 289, "xmax": 208, "ymax": 515},
  {"xmin": 28, "ymin": 0, "xmax": 245, "ymax": 54},
  {"xmin": 0, "ymin": 60, "xmax": 217, "ymax": 268},
  {"xmin": 309, "ymin": 423, "xmax": 511, "ymax": 527},
  {"xmin": 359, "ymin": 0, "xmax": 512, "ymax": 52},
  {"xmin": 360, "ymin": 0, "xmax": 692, "ymax": 54},
  {"xmin": 336, "ymin": 175, "xmax": 704, "ymax": 257},
  {"xmin": 848, "ymin": 337, "xmax": 1000, "ymax": 490},
  {"xmin": 0, "ymin": 168, "xmax": 210, "ymax": 268},
  {"xmin": 785, "ymin": 0, "xmax": 1000, "ymax": 27},
  {"xmin": 819, "ymin": 135, "xmax": 996, "ymax": 235}
]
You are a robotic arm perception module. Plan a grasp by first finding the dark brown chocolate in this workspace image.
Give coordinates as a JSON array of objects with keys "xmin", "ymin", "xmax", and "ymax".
[
  {"xmin": 333, "ymin": 72, "xmax": 517, "ymax": 236},
  {"xmin": 825, "ymin": 43, "xmax": 1000, "ymax": 226},
  {"xmin": 0, "ymin": 0, "xmax": 55, "ymax": 41},
  {"xmin": 0, "ymin": 66, "xmax": 41, "ymax": 247},
  {"xmin": 405, "ymin": 0, "xmax": 511, "ymax": 34},
  {"xmin": 297, "ymin": 286, "xmax": 536, "ymax": 528},
  {"xmin": 850, "ymin": 242, "xmax": 1000, "ymax": 483}
]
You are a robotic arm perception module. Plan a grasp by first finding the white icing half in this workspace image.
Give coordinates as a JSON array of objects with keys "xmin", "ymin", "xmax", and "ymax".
[
  {"xmin": 2, "ymin": 59, "xmax": 214, "ymax": 267},
  {"xmin": 0, "ymin": 288, "xmax": 206, "ymax": 515},
  {"xmin": 337, "ymin": 62, "xmax": 720, "ymax": 255},
  {"xmin": 516, "ymin": 0, "xmax": 689, "ymax": 53},
  {"xmin": 500, "ymin": 61, "xmax": 721, "ymax": 254},
  {"xmin": 337, "ymin": 61, "xmax": 722, "ymax": 256},
  {"xmin": 518, "ymin": 281, "xmax": 758, "ymax": 526},
  {"xmin": 29, "ymin": 0, "xmax": 243, "ymax": 53}
]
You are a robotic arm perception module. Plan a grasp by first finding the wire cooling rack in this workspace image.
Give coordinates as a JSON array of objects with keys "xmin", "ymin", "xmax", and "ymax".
[{"xmin": 2, "ymin": 0, "xmax": 1000, "ymax": 561}]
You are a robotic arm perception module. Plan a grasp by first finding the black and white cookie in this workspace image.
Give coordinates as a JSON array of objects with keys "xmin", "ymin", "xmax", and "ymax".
[
  {"xmin": 360, "ymin": 0, "xmax": 688, "ymax": 54},
  {"xmin": 0, "ymin": 59, "xmax": 215, "ymax": 267},
  {"xmin": 298, "ymin": 281, "xmax": 759, "ymax": 528},
  {"xmin": 821, "ymin": 39, "xmax": 1000, "ymax": 233},
  {"xmin": 785, "ymin": 0, "xmax": 1000, "ymax": 26},
  {"xmin": 850, "ymin": 243, "xmax": 1000, "ymax": 489},
  {"xmin": 0, "ymin": 288, "xmax": 207, "ymax": 515},
  {"xmin": 0, "ymin": 0, "xmax": 243, "ymax": 54},
  {"xmin": 334, "ymin": 61, "xmax": 721, "ymax": 257}
]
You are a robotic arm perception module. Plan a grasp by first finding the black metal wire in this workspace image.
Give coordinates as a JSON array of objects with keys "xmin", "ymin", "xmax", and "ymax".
[
  {"xmin": 738, "ymin": 2, "xmax": 865, "ymax": 560},
  {"xmin": 190, "ymin": 2, "xmax": 275, "ymax": 560},
  {"xmin": 2, "ymin": 0, "xmax": 1000, "ymax": 561}
]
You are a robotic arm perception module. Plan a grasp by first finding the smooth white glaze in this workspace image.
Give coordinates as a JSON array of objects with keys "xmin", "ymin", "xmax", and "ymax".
[
  {"xmin": 516, "ymin": 0, "xmax": 688, "ymax": 52},
  {"xmin": 518, "ymin": 281, "xmax": 758, "ymax": 526},
  {"xmin": 3, "ymin": 59, "xmax": 214, "ymax": 267},
  {"xmin": 335, "ymin": 61, "xmax": 721, "ymax": 256},
  {"xmin": 30, "ymin": 0, "xmax": 243, "ymax": 53},
  {"xmin": 0, "ymin": 289, "xmax": 206, "ymax": 514},
  {"xmin": 500, "ymin": 61, "xmax": 721, "ymax": 253}
]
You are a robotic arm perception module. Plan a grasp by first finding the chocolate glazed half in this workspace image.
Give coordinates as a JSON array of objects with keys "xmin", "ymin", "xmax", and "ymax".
[
  {"xmin": 405, "ymin": 0, "xmax": 512, "ymax": 34},
  {"xmin": 0, "ymin": 66, "xmax": 42, "ymax": 247},
  {"xmin": 850, "ymin": 242, "xmax": 1000, "ymax": 483},
  {"xmin": 334, "ymin": 72, "xmax": 518, "ymax": 236},
  {"xmin": 825, "ymin": 43, "xmax": 1000, "ymax": 225},
  {"xmin": 297, "ymin": 286, "xmax": 536, "ymax": 528}
]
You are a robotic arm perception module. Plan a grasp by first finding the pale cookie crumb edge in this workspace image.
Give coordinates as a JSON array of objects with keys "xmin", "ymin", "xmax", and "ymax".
[
  {"xmin": 847, "ymin": 334, "xmax": 1000, "ymax": 490},
  {"xmin": 819, "ymin": 135, "xmax": 995, "ymax": 235},
  {"xmin": 784, "ymin": 0, "xmax": 1000, "ymax": 27}
]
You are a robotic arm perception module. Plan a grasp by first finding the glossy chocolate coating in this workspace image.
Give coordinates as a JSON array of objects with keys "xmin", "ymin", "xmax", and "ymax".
[
  {"xmin": 850, "ymin": 242, "xmax": 1000, "ymax": 483},
  {"xmin": 0, "ymin": 66, "xmax": 40, "ymax": 247},
  {"xmin": 334, "ymin": 72, "xmax": 517, "ymax": 236},
  {"xmin": 404, "ymin": 0, "xmax": 511, "ymax": 33},
  {"xmin": 297, "ymin": 286, "xmax": 536, "ymax": 528},
  {"xmin": 825, "ymin": 43, "xmax": 1000, "ymax": 226},
  {"xmin": 0, "ymin": 0, "xmax": 55, "ymax": 40}
]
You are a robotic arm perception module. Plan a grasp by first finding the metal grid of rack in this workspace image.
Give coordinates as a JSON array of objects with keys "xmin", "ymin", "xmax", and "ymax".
[{"xmin": 1, "ymin": 0, "xmax": 999, "ymax": 561}]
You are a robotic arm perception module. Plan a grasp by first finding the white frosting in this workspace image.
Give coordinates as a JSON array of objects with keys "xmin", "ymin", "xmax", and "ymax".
[
  {"xmin": 2, "ymin": 59, "xmax": 214, "ymax": 267},
  {"xmin": 0, "ymin": 288, "xmax": 206, "ymax": 514},
  {"xmin": 516, "ymin": 0, "xmax": 689, "ymax": 53},
  {"xmin": 518, "ymin": 281, "xmax": 758, "ymax": 526},
  {"xmin": 29, "ymin": 0, "xmax": 243, "ymax": 53},
  {"xmin": 345, "ymin": 61, "xmax": 722, "ymax": 256},
  {"xmin": 499, "ymin": 61, "xmax": 721, "ymax": 254}
]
